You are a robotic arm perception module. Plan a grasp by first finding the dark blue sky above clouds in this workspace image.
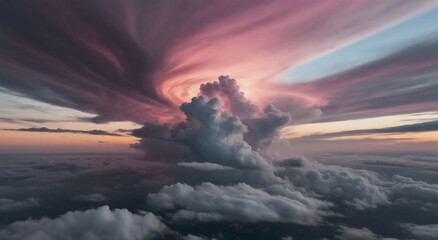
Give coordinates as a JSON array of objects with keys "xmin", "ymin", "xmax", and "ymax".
[{"xmin": 1, "ymin": 1, "xmax": 438, "ymax": 240}]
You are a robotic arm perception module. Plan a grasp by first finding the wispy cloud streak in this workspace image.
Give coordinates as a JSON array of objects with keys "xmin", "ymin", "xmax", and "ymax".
[
  {"xmin": 298, "ymin": 120, "xmax": 438, "ymax": 140},
  {"xmin": 281, "ymin": 38, "xmax": 438, "ymax": 123},
  {"xmin": 3, "ymin": 127, "xmax": 122, "ymax": 136},
  {"xmin": 0, "ymin": 0, "xmax": 434, "ymax": 124}
]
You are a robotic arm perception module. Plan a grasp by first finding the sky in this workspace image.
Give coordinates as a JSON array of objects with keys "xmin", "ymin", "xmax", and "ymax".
[
  {"xmin": 1, "ymin": 0, "xmax": 438, "ymax": 153},
  {"xmin": 0, "ymin": 1, "xmax": 438, "ymax": 240}
]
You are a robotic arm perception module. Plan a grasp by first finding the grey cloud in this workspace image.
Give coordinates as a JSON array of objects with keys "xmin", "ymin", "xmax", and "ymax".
[
  {"xmin": 177, "ymin": 162, "xmax": 234, "ymax": 171},
  {"xmin": 276, "ymin": 157, "xmax": 438, "ymax": 209},
  {"xmin": 70, "ymin": 193, "xmax": 107, "ymax": 203},
  {"xmin": 133, "ymin": 175, "xmax": 175, "ymax": 190},
  {"xmin": 134, "ymin": 96, "xmax": 270, "ymax": 170},
  {"xmin": 389, "ymin": 175, "xmax": 438, "ymax": 203},
  {"xmin": 132, "ymin": 78, "xmax": 292, "ymax": 172},
  {"xmin": 276, "ymin": 157, "xmax": 389, "ymax": 209},
  {"xmin": 4, "ymin": 127, "xmax": 122, "ymax": 136},
  {"xmin": 0, "ymin": 198, "xmax": 40, "ymax": 212},
  {"xmin": 275, "ymin": 157, "xmax": 305, "ymax": 167},
  {"xmin": 199, "ymin": 76, "xmax": 291, "ymax": 149},
  {"xmin": 0, "ymin": 117, "xmax": 17, "ymax": 123},
  {"xmin": 335, "ymin": 226, "xmax": 378, "ymax": 240},
  {"xmin": 130, "ymin": 137, "xmax": 191, "ymax": 163},
  {"xmin": 0, "ymin": 206, "xmax": 168, "ymax": 240},
  {"xmin": 147, "ymin": 182, "xmax": 330, "ymax": 225},
  {"xmin": 335, "ymin": 226, "xmax": 395, "ymax": 240},
  {"xmin": 184, "ymin": 234, "xmax": 213, "ymax": 240},
  {"xmin": 132, "ymin": 122, "xmax": 173, "ymax": 140},
  {"xmin": 362, "ymin": 160, "xmax": 406, "ymax": 168},
  {"xmin": 280, "ymin": 237, "xmax": 294, "ymax": 240},
  {"xmin": 306, "ymin": 153, "xmax": 438, "ymax": 173},
  {"xmin": 267, "ymin": 95, "xmax": 323, "ymax": 124},
  {"xmin": 0, "ymin": 117, "xmax": 52, "ymax": 124},
  {"xmin": 131, "ymin": 77, "xmax": 438, "ymax": 227},
  {"xmin": 200, "ymin": 75, "xmax": 259, "ymax": 120},
  {"xmin": 0, "ymin": 117, "xmax": 78, "ymax": 124},
  {"xmin": 298, "ymin": 120, "xmax": 438, "ymax": 140},
  {"xmin": 116, "ymin": 128, "xmax": 134, "ymax": 133},
  {"xmin": 400, "ymin": 223, "xmax": 438, "ymax": 240},
  {"xmin": 244, "ymin": 104, "xmax": 291, "ymax": 150},
  {"xmin": 78, "ymin": 116, "xmax": 112, "ymax": 124}
]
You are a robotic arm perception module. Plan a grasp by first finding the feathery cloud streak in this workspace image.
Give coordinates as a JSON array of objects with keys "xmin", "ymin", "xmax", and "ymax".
[
  {"xmin": 0, "ymin": 0, "xmax": 435, "ymax": 124},
  {"xmin": 3, "ymin": 127, "xmax": 122, "ymax": 136}
]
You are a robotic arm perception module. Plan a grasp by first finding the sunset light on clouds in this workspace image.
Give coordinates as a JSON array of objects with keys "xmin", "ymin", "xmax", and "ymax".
[{"xmin": 0, "ymin": 1, "xmax": 438, "ymax": 239}]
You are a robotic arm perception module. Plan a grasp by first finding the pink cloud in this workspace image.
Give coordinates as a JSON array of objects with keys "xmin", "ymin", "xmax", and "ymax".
[{"xmin": 0, "ymin": 0, "xmax": 435, "ymax": 123}]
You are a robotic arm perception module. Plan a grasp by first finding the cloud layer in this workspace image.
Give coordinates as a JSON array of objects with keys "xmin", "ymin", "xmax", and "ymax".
[
  {"xmin": 147, "ymin": 182, "xmax": 329, "ymax": 224},
  {"xmin": 0, "ymin": 206, "xmax": 167, "ymax": 240},
  {"xmin": 276, "ymin": 157, "xmax": 388, "ymax": 209}
]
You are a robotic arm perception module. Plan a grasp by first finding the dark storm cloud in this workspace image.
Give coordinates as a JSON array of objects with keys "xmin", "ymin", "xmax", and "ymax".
[
  {"xmin": 298, "ymin": 119, "xmax": 438, "ymax": 140},
  {"xmin": 4, "ymin": 127, "xmax": 122, "ymax": 136},
  {"xmin": 0, "ymin": 206, "xmax": 168, "ymax": 240}
]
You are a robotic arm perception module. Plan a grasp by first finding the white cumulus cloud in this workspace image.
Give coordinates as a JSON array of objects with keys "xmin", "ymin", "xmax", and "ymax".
[
  {"xmin": 147, "ymin": 182, "xmax": 330, "ymax": 225},
  {"xmin": 0, "ymin": 206, "xmax": 168, "ymax": 240}
]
